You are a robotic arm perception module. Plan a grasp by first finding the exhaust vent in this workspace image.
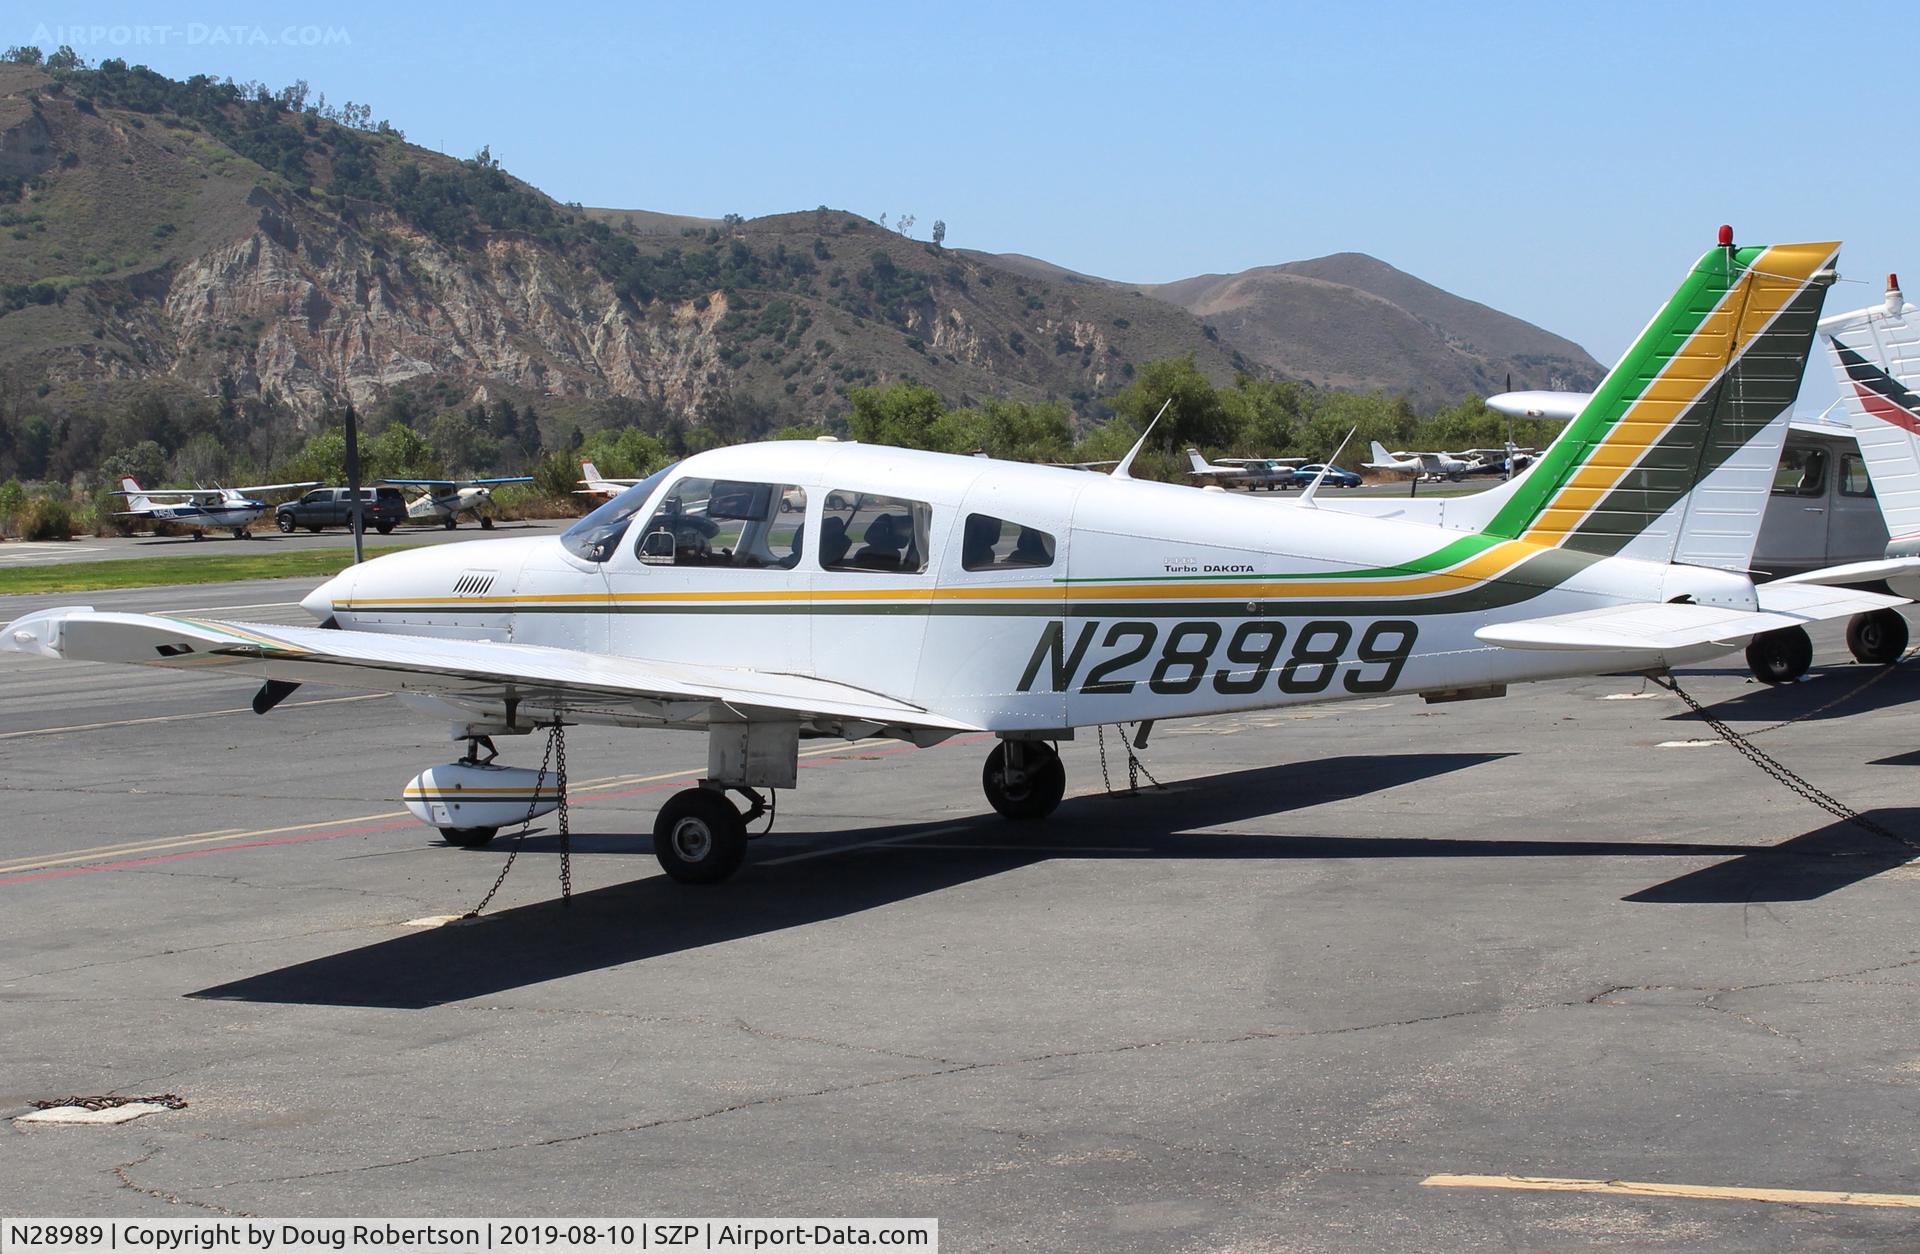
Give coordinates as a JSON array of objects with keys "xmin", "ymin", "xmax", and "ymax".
[{"xmin": 452, "ymin": 570, "xmax": 497, "ymax": 597}]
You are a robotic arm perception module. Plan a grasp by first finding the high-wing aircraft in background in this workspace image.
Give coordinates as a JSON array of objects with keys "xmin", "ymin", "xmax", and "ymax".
[
  {"xmin": 575, "ymin": 460, "xmax": 645, "ymax": 501},
  {"xmin": 384, "ymin": 475, "xmax": 535, "ymax": 529},
  {"xmin": 1363, "ymin": 443, "xmax": 1533, "ymax": 481},
  {"xmin": 1185, "ymin": 449, "xmax": 1307, "ymax": 490},
  {"xmin": 10, "ymin": 233, "xmax": 1911, "ymax": 886},
  {"xmin": 111, "ymin": 478, "xmax": 321, "ymax": 539}
]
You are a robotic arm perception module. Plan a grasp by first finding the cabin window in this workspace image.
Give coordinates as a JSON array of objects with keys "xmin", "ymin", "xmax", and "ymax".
[
  {"xmin": 1841, "ymin": 454, "xmax": 1876, "ymax": 498},
  {"xmin": 1771, "ymin": 447, "xmax": 1828, "ymax": 498},
  {"xmin": 633, "ymin": 477, "xmax": 808, "ymax": 569},
  {"xmin": 961, "ymin": 514, "xmax": 1057, "ymax": 571},
  {"xmin": 820, "ymin": 492, "xmax": 932, "ymax": 573}
]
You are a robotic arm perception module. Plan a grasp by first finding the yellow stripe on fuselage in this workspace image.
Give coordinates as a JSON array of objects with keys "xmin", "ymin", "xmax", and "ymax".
[
  {"xmin": 1520, "ymin": 241, "xmax": 1835, "ymax": 547},
  {"xmin": 334, "ymin": 537, "xmax": 1553, "ymax": 615}
]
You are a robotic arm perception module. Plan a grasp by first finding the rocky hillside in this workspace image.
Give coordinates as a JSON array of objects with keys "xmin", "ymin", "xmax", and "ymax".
[
  {"xmin": 1142, "ymin": 253, "xmax": 1603, "ymax": 407},
  {"xmin": 0, "ymin": 59, "xmax": 1248, "ymax": 436}
]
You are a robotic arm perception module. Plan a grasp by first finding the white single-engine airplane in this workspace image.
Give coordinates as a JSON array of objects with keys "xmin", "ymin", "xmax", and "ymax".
[
  {"xmin": 1185, "ymin": 449, "xmax": 1307, "ymax": 490},
  {"xmin": 1363, "ymin": 443, "xmax": 1532, "ymax": 481},
  {"xmin": 112, "ymin": 477, "xmax": 321, "ymax": 540},
  {"xmin": 575, "ymin": 460, "xmax": 645, "ymax": 501},
  {"xmin": 8, "ymin": 234, "xmax": 1910, "ymax": 885},
  {"xmin": 385, "ymin": 475, "xmax": 534, "ymax": 529}
]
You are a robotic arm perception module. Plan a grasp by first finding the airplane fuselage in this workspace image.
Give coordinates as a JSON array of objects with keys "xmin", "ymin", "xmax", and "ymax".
[{"xmin": 313, "ymin": 442, "xmax": 1756, "ymax": 734}]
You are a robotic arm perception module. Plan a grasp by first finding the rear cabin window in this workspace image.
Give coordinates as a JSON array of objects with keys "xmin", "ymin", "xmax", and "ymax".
[
  {"xmin": 1841, "ymin": 453, "xmax": 1876, "ymax": 497},
  {"xmin": 820, "ymin": 492, "xmax": 932, "ymax": 573},
  {"xmin": 635, "ymin": 477, "xmax": 807, "ymax": 569},
  {"xmin": 961, "ymin": 514, "xmax": 1057, "ymax": 571},
  {"xmin": 1772, "ymin": 447, "xmax": 1828, "ymax": 497}
]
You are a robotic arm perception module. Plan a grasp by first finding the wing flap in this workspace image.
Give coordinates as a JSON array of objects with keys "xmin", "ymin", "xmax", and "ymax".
[{"xmin": 3, "ymin": 608, "xmax": 978, "ymax": 732}]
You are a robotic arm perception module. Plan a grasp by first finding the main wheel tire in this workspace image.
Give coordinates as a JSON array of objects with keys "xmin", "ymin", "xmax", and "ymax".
[
  {"xmin": 1846, "ymin": 608, "xmax": 1909, "ymax": 665},
  {"xmin": 443, "ymin": 517, "xmax": 458, "ymax": 529},
  {"xmin": 480, "ymin": 515, "xmax": 495, "ymax": 530},
  {"xmin": 653, "ymin": 789, "xmax": 748, "ymax": 884},
  {"xmin": 1746, "ymin": 626, "xmax": 1815, "ymax": 685},
  {"xmin": 277, "ymin": 514, "xmax": 295, "ymax": 533},
  {"xmin": 982, "ymin": 741, "xmax": 1066, "ymax": 820},
  {"xmin": 441, "ymin": 826, "xmax": 498, "ymax": 848},
  {"xmin": 233, "ymin": 528, "xmax": 248, "ymax": 540},
  {"xmin": 376, "ymin": 522, "xmax": 395, "ymax": 535}
]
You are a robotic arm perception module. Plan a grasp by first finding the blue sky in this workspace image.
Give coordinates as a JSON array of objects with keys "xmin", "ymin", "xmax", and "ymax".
[{"xmin": 11, "ymin": 1, "xmax": 1911, "ymax": 410}]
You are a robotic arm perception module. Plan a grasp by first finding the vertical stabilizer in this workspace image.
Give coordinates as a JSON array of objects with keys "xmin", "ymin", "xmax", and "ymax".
[
  {"xmin": 119, "ymin": 477, "xmax": 154, "ymax": 512},
  {"xmin": 1822, "ymin": 275, "xmax": 1920, "ymax": 546},
  {"xmin": 1443, "ymin": 234, "xmax": 1838, "ymax": 568}
]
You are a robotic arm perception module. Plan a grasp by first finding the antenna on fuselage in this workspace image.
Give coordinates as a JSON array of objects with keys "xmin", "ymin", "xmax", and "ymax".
[
  {"xmin": 1111, "ymin": 398, "xmax": 1172, "ymax": 481},
  {"xmin": 1297, "ymin": 428, "xmax": 1355, "ymax": 508}
]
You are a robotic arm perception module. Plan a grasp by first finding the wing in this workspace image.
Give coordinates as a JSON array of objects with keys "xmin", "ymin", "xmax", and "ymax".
[
  {"xmin": 110, "ymin": 488, "xmax": 219, "ymax": 499},
  {"xmin": 1475, "ymin": 588, "xmax": 1905, "ymax": 652},
  {"xmin": 466, "ymin": 476, "xmax": 535, "ymax": 486},
  {"xmin": 236, "ymin": 480, "xmax": 323, "ymax": 494},
  {"xmin": 380, "ymin": 478, "xmax": 457, "ymax": 488},
  {"xmin": 2, "ymin": 608, "xmax": 978, "ymax": 738}
]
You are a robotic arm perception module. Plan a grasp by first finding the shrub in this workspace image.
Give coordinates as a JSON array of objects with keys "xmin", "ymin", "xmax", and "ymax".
[{"xmin": 19, "ymin": 494, "xmax": 74, "ymax": 541}]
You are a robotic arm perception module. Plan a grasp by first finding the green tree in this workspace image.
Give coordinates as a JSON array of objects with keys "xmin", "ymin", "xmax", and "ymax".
[
  {"xmin": 580, "ymin": 427, "xmax": 669, "ymax": 478},
  {"xmin": 101, "ymin": 440, "xmax": 167, "ymax": 486},
  {"xmin": 1106, "ymin": 355, "xmax": 1233, "ymax": 450},
  {"xmin": 364, "ymin": 423, "xmax": 436, "ymax": 481},
  {"xmin": 844, "ymin": 383, "xmax": 946, "ymax": 449}
]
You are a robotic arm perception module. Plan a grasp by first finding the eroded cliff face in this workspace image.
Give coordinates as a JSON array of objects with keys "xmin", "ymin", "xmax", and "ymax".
[{"xmin": 155, "ymin": 189, "xmax": 731, "ymax": 422}]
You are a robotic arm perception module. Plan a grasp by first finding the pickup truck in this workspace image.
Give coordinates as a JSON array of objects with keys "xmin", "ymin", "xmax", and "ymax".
[{"xmin": 276, "ymin": 486, "xmax": 408, "ymax": 534}]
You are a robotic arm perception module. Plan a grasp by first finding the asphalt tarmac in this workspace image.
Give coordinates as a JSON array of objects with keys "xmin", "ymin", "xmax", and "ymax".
[
  {"xmin": 1, "ymin": 580, "xmax": 1917, "ymax": 1248},
  {"xmin": 0, "ymin": 519, "xmax": 575, "ymax": 566}
]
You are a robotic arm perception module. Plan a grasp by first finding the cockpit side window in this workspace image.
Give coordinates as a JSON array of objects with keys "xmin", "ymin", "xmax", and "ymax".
[
  {"xmin": 559, "ymin": 463, "xmax": 677, "ymax": 563},
  {"xmin": 960, "ymin": 513, "xmax": 1056, "ymax": 571},
  {"xmin": 1771, "ymin": 446, "xmax": 1829, "ymax": 498},
  {"xmin": 821, "ymin": 492, "xmax": 932, "ymax": 574},
  {"xmin": 634, "ymin": 477, "xmax": 807, "ymax": 570}
]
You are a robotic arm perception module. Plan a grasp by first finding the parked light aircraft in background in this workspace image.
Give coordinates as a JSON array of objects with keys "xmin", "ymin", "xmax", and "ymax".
[
  {"xmin": 112, "ymin": 477, "xmax": 320, "ymax": 539},
  {"xmin": 9, "ymin": 233, "xmax": 1912, "ymax": 886},
  {"xmin": 385, "ymin": 475, "xmax": 535, "ymax": 529},
  {"xmin": 1364, "ymin": 443, "xmax": 1534, "ymax": 481},
  {"xmin": 1185, "ymin": 449, "xmax": 1307, "ymax": 489},
  {"xmin": 575, "ymin": 460, "xmax": 645, "ymax": 501}
]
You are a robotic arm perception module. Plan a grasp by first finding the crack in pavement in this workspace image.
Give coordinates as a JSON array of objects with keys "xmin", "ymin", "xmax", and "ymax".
[{"xmin": 115, "ymin": 1146, "xmax": 259, "ymax": 1218}]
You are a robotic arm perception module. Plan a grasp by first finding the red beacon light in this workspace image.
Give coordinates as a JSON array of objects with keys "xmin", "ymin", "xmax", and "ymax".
[{"xmin": 1717, "ymin": 224, "xmax": 1734, "ymax": 248}]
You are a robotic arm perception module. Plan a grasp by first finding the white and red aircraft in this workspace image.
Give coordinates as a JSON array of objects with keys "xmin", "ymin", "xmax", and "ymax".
[
  {"xmin": 575, "ymin": 459, "xmax": 645, "ymax": 501},
  {"xmin": 6, "ymin": 234, "xmax": 1908, "ymax": 883}
]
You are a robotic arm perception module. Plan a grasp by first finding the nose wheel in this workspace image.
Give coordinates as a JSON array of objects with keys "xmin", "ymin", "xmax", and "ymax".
[{"xmin": 982, "ymin": 740, "xmax": 1066, "ymax": 819}]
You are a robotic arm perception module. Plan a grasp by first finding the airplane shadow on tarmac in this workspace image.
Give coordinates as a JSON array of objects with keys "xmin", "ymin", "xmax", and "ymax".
[
  {"xmin": 187, "ymin": 754, "xmax": 1917, "ymax": 1009},
  {"xmin": 1663, "ymin": 661, "xmax": 1920, "ymax": 724}
]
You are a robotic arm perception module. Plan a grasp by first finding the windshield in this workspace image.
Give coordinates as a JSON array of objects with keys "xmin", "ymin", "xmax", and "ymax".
[{"xmin": 560, "ymin": 463, "xmax": 678, "ymax": 562}]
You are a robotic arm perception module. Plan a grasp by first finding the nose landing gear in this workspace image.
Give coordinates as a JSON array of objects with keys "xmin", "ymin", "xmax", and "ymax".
[{"xmin": 982, "ymin": 739, "xmax": 1065, "ymax": 819}]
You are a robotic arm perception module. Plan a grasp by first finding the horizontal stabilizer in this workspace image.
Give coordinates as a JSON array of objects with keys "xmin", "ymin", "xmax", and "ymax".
[
  {"xmin": 1476, "ymin": 584, "xmax": 1905, "ymax": 653},
  {"xmin": 2, "ymin": 608, "xmax": 979, "ymax": 734},
  {"xmin": 1773, "ymin": 556, "xmax": 1920, "ymax": 592}
]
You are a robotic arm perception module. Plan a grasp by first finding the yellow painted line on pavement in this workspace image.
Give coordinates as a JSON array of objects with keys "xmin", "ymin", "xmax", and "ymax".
[
  {"xmin": 1422, "ymin": 1173, "xmax": 1920, "ymax": 1210},
  {"xmin": 0, "ymin": 738, "xmax": 890, "ymax": 876}
]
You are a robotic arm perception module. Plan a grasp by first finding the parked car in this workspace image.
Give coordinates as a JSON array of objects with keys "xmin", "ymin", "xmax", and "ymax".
[
  {"xmin": 276, "ymin": 486, "xmax": 408, "ymax": 534},
  {"xmin": 1289, "ymin": 464, "xmax": 1364, "ymax": 488}
]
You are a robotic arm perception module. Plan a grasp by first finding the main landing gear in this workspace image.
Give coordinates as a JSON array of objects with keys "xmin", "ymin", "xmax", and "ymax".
[
  {"xmin": 653, "ymin": 784, "xmax": 767, "ymax": 884},
  {"xmin": 1745, "ymin": 610, "xmax": 1910, "ymax": 683},
  {"xmin": 1746, "ymin": 626, "xmax": 1813, "ymax": 685},
  {"xmin": 1846, "ymin": 608, "xmax": 1909, "ymax": 665}
]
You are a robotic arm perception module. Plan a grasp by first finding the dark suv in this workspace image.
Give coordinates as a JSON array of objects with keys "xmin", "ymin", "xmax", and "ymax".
[{"xmin": 276, "ymin": 487, "xmax": 408, "ymax": 534}]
